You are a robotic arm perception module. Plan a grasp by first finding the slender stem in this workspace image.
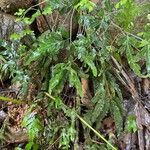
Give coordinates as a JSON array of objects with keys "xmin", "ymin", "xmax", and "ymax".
[
  {"xmin": 0, "ymin": 95, "xmax": 27, "ymax": 104},
  {"xmin": 45, "ymin": 93, "xmax": 117, "ymax": 150},
  {"xmin": 76, "ymin": 114, "xmax": 117, "ymax": 150}
]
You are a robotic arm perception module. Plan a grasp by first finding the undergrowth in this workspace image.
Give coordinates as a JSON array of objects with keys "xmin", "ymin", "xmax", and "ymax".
[{"xmin": 0, "ymin": 0, "xmax": 150, "ymax": 149}]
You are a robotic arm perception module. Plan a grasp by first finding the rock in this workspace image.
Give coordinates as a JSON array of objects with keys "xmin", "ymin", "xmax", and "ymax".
[
  {"xmin": 0, "ymin": 12, "xmax": 33, "ymax": 49},
  {"xmin": 0, "ymin": 110, "xmax": 7, "ymax": 122},
  {"xmin": 0, "ymin": 12, "xmax": 33, "ymax": 82},
  {"xmin": 0, "ymin": 12, "xmax": 24, "ymax": 40},
  {"xmin": 0, "ymin": 0, "xmax": 33, "ymax": 14}
]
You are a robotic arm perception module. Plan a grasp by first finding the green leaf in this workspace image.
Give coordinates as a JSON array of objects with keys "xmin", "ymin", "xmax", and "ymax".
[
  {"xmin": 20, "ymin": 10, "xmax": 41, "ymax": 25},
  {"xmin": 42, "ymin": 6, "xmax": 52, "ymax": 15},
  {"xmin": 38, "ymin": 32, "xmax": 63, "ymax": 54},
  {"xmin": 84, "ymin": 78, "xmax": 109, "ymax": 126},
  {"xmin": 25, "ymin": 142, "xmax": 34, "ymax": 150},
  {"xmin": 15, "ymin": 148, "xmax": 23, "ymax": 150},
  {"xmin": 22, "ymin": 109, "xmax": 42, "ymax": 141},
  {"xmin": 72, "ymin": 36, "xmax": 97, "ymax": 76},
  {"xmin": 49, "ymin": 71, "xmax": 64, "ymax": 94},
  {"xmin": 25, "ymin": 51, "xmax": 41, "ymax": 65},
  {"xmin": 75, "ymin": 0, "xmax": 95, "ymax": 12},
  {"xmin": 126, "ymin": 115, "xmax": 138, "ymax": 133},
  {"xmin": 91, "ymin": 85, "xmax": 105, "ymax": 123},
  {"xmin": 48, "ymin": 63, "xmax": 67, "ymax": 94},
  {"xmin": 115, "ymin": 0, "xmax": 138, "ymax": 31},
  {"xmin": 126, "ymin": 37, "xmax": 141, "ymax": 75},
  {"xmin": 32, "ymin": 143, "xmax": 39, "ymax": 150},
  {"xmin": 10, "ymin": 33, "xmax": 22, "ymax": 40},
  {"xmin": 15, "ymin": 9, "xmax": 26, "ymax": 16},
  {"xmin": 115, "ymin": 0, "xmax": 128, "ymax": 9},
  {"xmin": 25, "ymin": 31, "xmax": 63, "ymax": 65},
  {"xmin": 83, "ymin": 55, "xmax": 97, "ymax": 77},
  {"xmin": 147, "ymin": 14, "xmax": 150, "ymax": 21},
  {"xmin": 139, "ymin": 40, "xmax": 149, "ymax": 47},
  {"xmin": 111, "ymin": 100, "xmax": 123, "ymax": 134},
  {"xmin": 110, "ymin": 78, "xmax": 124, "ymax": 115},
  {"xmin": 146, "ymin": 45, "xmax": 150, "ymax": 74},
  {"xmin": 69, "ymin": 68, "xmax": 83, "ymax": 97},
  {"xmin": 0, "ymin": 55, "xmax": 6, "ymax": 62}
]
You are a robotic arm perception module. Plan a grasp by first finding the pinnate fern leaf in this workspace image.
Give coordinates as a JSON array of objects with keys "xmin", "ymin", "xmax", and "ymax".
[{"xmin": 110, "ymin": 99, "xmax": 123, "ymax": 135}]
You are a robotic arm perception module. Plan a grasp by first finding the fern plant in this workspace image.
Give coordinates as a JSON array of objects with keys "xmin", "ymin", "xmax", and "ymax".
[
  {"xmin": 1, "ymin": 0, "xmax": 149, "ymax": 149},
  {"xmin": 21, "ymin": 104, "xmax": 42, "ymax": 150}
]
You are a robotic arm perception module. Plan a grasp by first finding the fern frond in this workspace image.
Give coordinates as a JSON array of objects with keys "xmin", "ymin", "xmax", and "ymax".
[
  {"xmin": 115, "ymin": 0, "xmax": 139, "ymax": 31},
  {"xmin": 110, "ymin": 79, "xmax": 124, "ymax": 116},
  {"xmin": 91, "ymin": 90, "xmax": 105, "ymax": 124},
  {"xmin": 110, "ymin": 99, "xmax": 123, "ymax": 135}
]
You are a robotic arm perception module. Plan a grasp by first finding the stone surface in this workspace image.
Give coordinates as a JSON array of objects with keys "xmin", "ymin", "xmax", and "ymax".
[
  {"xmin": 0, "ymin": 12, "xmax": 33, "ymax": 47},
  {"xmin": 0, "ymin": 12, "xmax": 24, "ymax": 40},
  {"xmin": 0, "ymin": 0, "xmax": 33, "ymax": 14}
]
